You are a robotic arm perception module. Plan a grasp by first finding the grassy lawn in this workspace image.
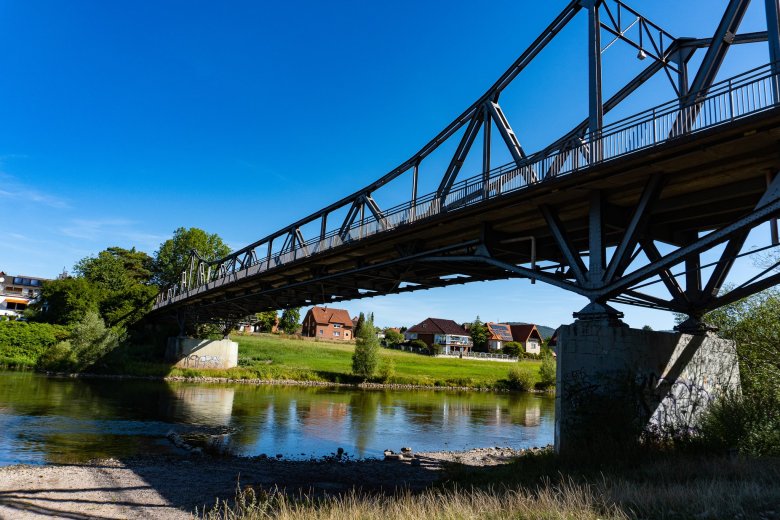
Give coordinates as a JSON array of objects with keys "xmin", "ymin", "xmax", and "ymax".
[{"xmin": 150, "ymin": 333, "xmax": 542, "ymax": 389}]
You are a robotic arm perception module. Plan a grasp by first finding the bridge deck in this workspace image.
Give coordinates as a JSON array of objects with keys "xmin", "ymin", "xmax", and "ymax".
[{"xmin": 155, "ymin": 106, "xmax": 780, "ymax": 321}]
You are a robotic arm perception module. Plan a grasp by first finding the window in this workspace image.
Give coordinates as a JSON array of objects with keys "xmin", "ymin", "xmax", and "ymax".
[
  {"xmin": 13, "ymin": 277, "xmax": 22, "ymax": 285},
  {"xmin": 333, "ymin": 323, "xmax": 342, "ymax": 328},
  {"xmin": 319, "ymin": 329, "xmax": 324, "ymax": 335},
  {"xmin": 333, "ymin": 331, "xmax": 340, "ymax": 337}
]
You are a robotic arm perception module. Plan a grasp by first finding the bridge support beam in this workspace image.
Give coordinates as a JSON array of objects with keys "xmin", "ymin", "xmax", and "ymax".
[{"xmin": 554, "ymin": 321, "xmax": 740, "ymax": 458}]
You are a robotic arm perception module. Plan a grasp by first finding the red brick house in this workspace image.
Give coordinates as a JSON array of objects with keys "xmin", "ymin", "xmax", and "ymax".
[
  {"xmin": 509, "ymin": 324, "xmax": 544, "ymax": 354},
  {"xmin": 302, "ymin": 306, "xmax": 354, "ymax": 340},
  {"xmin": 404, "ymin": 317, "xmax": 472, "ymax": 354}
]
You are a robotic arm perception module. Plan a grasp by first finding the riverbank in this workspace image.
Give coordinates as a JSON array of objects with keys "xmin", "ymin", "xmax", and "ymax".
[
  {"xmin": 38, "ymin": 333, "xmax": 548, "ymax": 391},
  {"xmin": 2, "ymin": 448, "xmax": 778, "ymax": 519},
  {"xmin": 42, "ymin": 369, "xmax": 556, "ymax": 393},
  {"xmin": 0, "ymin": 328, "xmax": 549, "ymax": 390}
]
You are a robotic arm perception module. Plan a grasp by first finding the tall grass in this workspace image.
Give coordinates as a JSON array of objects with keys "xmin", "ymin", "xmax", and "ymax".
[
  {"xmin": 204, "ymin": 482, "xmax": 625, "ymax": 520},
  {"xmin": 202, "ymin": 454, "xmax": 780, "ymax": 520}
]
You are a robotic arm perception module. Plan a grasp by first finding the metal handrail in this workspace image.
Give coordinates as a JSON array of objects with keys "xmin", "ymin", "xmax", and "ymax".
[{"xmin": 156, "ymin": 63, "xmax": 780, "ymax": 307}]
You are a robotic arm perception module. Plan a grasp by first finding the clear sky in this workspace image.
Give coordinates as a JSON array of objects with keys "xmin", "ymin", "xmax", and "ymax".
[{"xmin": 0, "ymin": 0, "xmax": 776, "ymax": 330}]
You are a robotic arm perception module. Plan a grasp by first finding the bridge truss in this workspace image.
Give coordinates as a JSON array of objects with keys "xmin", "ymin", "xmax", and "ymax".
[{"xmin": 152, "ymin": 0, "xmax": 780, "ymax": 331}]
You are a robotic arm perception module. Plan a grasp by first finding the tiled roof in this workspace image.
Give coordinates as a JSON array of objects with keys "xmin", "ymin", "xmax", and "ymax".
[
  {"xmin": 407, "ymin": 317, "xmax": 468, "ymax": 336},
  {"xmin": 307, "ymin": 306, "xmax": 353, "ymax": 327},
  {"xmin": 486, "ymin": 322, "xmax": 514, "ymax": 342},
  {"xmin": 510, "ymin": 324, "xmax": 543, "ymax": 342}
]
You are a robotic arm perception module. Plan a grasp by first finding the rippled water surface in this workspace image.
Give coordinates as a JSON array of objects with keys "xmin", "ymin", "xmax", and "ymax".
[{"xmin": 0, "ymin": 370, "xmax": 554, "ymax": 465}]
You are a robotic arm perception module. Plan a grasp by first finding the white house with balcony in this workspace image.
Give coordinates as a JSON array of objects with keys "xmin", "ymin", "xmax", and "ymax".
[
  {"xmin": 404, "ymin": 317, "xmax": 473, "ymax": 354},
  {"xmin": 0, "ymin": 272, "xmax": 47, "ymax": 318}
]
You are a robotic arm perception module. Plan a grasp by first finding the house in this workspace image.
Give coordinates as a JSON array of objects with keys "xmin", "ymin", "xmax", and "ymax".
[
  {"xmin": 486, "ymin": 322, "xmax": 514, "ymax": 351},
  {"xmin": 509, "ymin": 324, "xmax": 544, "ymax": 354},
  {"xmin": 301, "ymin": 306, "xmax": 354, "ymax": 340},
  {"xmin": 0, "ymin": 272, "xmax": 47, "ymax": 318},
  {"xmin": 404, "ymin": 317, "xmax": 473, "ymax": 354}
]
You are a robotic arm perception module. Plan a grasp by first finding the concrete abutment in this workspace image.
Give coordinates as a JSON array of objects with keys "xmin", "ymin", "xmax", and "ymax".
[
  {"xmin": 165, "ymin": 337, "xmax": 239, "ymax": 369},
  {"xmin": 554, "ymin": 321, "xmax": 740, "ymax": 456}
]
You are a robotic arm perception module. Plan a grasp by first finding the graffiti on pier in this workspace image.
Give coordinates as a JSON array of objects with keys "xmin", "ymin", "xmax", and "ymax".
[{"xmin": 183, "ymin": 354, "xmax": 223, "ymax": 369}]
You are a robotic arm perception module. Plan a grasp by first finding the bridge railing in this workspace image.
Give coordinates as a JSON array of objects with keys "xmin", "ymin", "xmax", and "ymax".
[{"xmin": 155, "ymin": 63, "xmax": 780, "ymax": 308}]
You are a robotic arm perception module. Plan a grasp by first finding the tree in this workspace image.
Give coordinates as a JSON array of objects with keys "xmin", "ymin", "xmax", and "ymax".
[
  {"xmin": 279, "ymin": 308, "xmax": 300, "ymax": 334},
  {"xmin": 703, "ymin": 289, "xmax": 780, "ymax": 397},
  {"xmin": 255, "ymin": 311, "xmax": 278, "ymax": 333},
  {"xmin": 354, "ymin": 312, "xmax": 366, "ymax": 338},
  {"xmin": 32, "ymin": 277, "xmax": 102, "ymax": 325},
  {"xmin": 75, "ymin": 247, "xmax": 153, "ymax": 291},
  {"xmin": 470, "ymin": 316, "xmax": 488, "ymax": 352},
  {"xmin": 352, "ymin": 320, "xmax": 379, "ymax": 378},
  {"xmin": 153, "ymin": 227, "xmax": 231, "ymax": 287},
  {"xmin": 503, "ymin": 342, "xmax": 522, "ymax": 357},
  {"xmin": 642, "ymin": 325, "xmax": 653, "ymax": 331},
  {"xmin": 696, "ymin": 288, "xmax": 780, "ymax": 455}
]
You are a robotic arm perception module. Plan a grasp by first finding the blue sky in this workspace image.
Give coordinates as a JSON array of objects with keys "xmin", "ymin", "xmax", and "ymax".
[{"xmin": 0, "ymin": 0, "xmax": 776, "ymax": 330}]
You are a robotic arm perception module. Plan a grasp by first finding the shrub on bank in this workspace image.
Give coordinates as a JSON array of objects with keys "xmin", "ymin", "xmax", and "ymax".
[
  {"xmin": 699, "ymin": 391, "xmax": 780, "ymax": 456},
  {"xmin": 538, "ymin": 353, "xmax": 556, "ymax": 389},
  {"xmin": 0, "ymin": 321, "xmax": 70, "ymax": 367},
  {"xmin": 507, "ymin": 366, "xmax": 535, "ymax": 391},
  {"xmin": 38, "ymin": 312, "xmax": 122, "ymax": 372},
  {"xmin": 377, "ymin": 358, "xmax": 396, "ymax": 382}
]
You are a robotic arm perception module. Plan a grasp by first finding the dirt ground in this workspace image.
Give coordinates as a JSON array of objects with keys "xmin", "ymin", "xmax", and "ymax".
[{"xmin": 0, "ymin": 447, "xmax": 534, "ymax": 519}]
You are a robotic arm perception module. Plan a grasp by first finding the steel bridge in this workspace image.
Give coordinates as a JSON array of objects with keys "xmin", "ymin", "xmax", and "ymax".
[{"xmin": 152, "ymin": 0, "xmax": 780, "ymax": 331}]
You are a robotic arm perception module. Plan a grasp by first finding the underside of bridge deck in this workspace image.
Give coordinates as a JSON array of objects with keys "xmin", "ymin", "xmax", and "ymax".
[{"xmin": 153, "ymin": 108, "xmax": 780, "ymax": 324}]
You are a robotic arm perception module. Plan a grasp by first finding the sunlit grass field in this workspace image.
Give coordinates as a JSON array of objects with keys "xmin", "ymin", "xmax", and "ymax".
[{"xmin": 161, "ymin": 333, "xmax": 541, "ymax": 389}]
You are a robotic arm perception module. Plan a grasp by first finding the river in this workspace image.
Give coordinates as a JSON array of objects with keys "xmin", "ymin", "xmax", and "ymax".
[{"xmin": 0, "ymin": 370, "xmax": 554, "ymax": 466}]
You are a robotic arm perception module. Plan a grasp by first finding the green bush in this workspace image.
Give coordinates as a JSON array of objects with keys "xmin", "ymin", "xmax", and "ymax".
[
  {"xmin": 38, "ymin": 312, "xmax": 122, "ymax": 372},
  {"xmin": 0, "ymin": 321, "xmax": 71, "ymax": 367},
  {"xmin": 700, "ymin": 391, "xmax": 780, "ymax": 456},
  {"xmin": 538, "ymin": 353, "xmax": 556, "ymax": 388},
  {"xmin": 410, "ymin": 339, "xmax": 427, "ymax": 350},
  {"xmin": 377, "ymin": 358, "xmax": 396, "ymax": 382},
  {"xmin": 507, "ymin": 366, "xmax": 535, "ymax": 391},
  {"xmin": 37, "ymin": 340, "xmax": 77, "ymax": 372},
  {"xmin": 503, "ymin": 342, "xmax": 522, "ymax": 357}
]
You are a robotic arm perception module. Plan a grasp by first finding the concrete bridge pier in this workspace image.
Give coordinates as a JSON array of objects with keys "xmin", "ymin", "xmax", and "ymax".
[
  {"xmin": 554, "ymin": 315, "xmax": 740, "ymax": 457},
  {"xmin": 165, "ymin": 337, "xmax": 239, "ymax": 370},
  {"xmin": 166, "ymin": 311, "xmax": 239, "ymax": 370}
]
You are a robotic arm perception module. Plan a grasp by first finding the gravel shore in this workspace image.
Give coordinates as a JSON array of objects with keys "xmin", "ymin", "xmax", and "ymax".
[{"xmin": 0, "ymin": 446, "xmax": 540, "ymax": 519}]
